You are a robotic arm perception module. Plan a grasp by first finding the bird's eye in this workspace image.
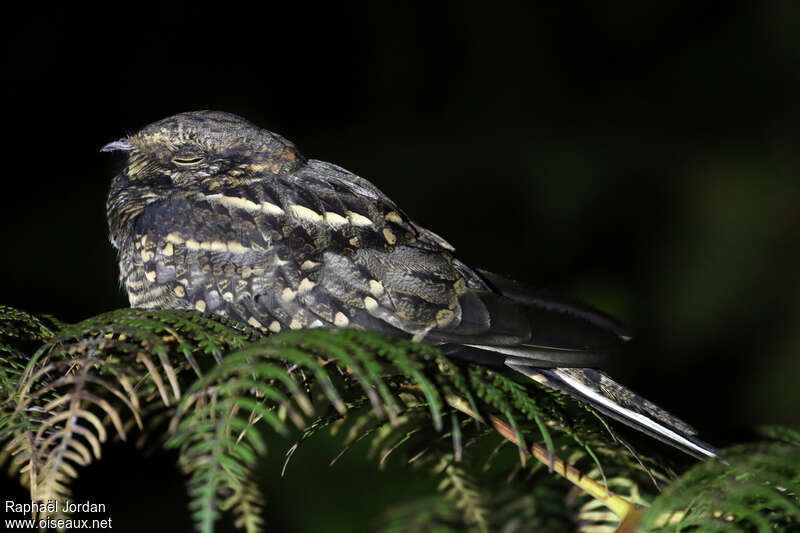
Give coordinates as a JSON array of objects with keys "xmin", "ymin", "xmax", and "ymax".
[{"xmin": 172, "ymin": 155, "xmax": 205, "ymax": 166}]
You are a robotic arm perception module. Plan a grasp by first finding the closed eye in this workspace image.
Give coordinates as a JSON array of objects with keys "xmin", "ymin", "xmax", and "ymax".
[{"xmin": 173, "ymin": 156, "xmax": 205, "ymax": 166}]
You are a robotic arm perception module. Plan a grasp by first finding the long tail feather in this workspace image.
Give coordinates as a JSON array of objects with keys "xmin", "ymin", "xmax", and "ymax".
[{"xmin": 506, "ymin": 362, "xmax": 717, "ymax": 459}]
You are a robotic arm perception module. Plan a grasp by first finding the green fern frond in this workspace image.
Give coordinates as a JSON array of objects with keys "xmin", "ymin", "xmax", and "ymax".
[
  {"xmin": 166, "ymin": 328, "xmax": 449, "ymax": 531},
  {"xmin": 0, "ymin": 306, "xmax": 57, "ymax": 407},
  {"xmin": 436, "ymin": 455, "xmax": 491, "ymax": 532},
  {"xmin": 2, "ymin": 305, "xmax": 799, "ymax": 533},
  {"xmin": 0, "ymin": 305, "xmax": 57, "ymax": 344},
  {"xmin": 377, "ymin": 442, "xmax": 580, "ymax": 532},
  {"xmin": 0, "ymin": 308, "xmax": 253, "ymax": 519},
  {"xmin": 641, "ymin": 441, "xmax": 800, "ymax": 531},
  {"xmin": 378, "ymin": 495, "xmax": 463, "ymax": 533}
]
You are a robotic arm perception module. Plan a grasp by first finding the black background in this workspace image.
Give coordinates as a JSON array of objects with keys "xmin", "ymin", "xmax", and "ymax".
[{"xmin": 2, "ymin": 2, "xmax": 800, "ymax": 531}]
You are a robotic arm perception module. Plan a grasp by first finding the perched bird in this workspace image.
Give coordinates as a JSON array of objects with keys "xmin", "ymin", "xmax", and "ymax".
[{"xmin": 104, "ymin": 111, "xmax": 715, "ymax": 459}]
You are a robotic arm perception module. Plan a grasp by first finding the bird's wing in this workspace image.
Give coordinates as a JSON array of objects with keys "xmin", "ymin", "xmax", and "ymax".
[
  {"xmin": 128, "ymin": 158, "xmax": 625, "ymax": 365},
  {"xmin": 125, "ymin": 158, "xmax": 455, "ymax": 331},
  {"xmin": 268, "ymin": 160, "xmax": 629, "ymax": 368}
]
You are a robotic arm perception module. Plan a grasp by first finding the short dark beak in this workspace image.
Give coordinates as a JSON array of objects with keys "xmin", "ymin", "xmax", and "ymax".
[{"xmin": 100, "ymin": 139, "xmax": 135, "ymax": 152}]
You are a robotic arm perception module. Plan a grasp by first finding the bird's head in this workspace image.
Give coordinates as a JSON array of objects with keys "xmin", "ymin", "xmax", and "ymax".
[
  {"xmin": 102, "ymin": 110, "xmax": 302, "ymax": 189},
  {"xmin": 104, "ymin": 111, "xmax": 302, "ymax": 249}
]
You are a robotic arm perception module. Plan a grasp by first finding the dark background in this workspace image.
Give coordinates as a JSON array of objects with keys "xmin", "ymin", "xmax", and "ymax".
[{"xmin": 2, "ymin": 2, "xmax": 800, "ymax": 531}]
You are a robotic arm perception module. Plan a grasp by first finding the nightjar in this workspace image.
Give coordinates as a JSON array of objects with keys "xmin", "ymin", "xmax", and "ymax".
[{"xmin": 104, "ymin": 110, "xmax": 715, "ymax": 458}]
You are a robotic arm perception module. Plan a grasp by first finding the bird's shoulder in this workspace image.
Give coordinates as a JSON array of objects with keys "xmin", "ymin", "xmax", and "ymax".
[{"xmin": 283, "ymin": 158, "xmax": 455, "ymax": 254}]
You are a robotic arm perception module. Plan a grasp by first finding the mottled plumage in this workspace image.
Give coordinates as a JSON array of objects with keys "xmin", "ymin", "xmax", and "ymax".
[{"xmin": 104, "ymin": 111, "xmax": 715, "ymax": 458}]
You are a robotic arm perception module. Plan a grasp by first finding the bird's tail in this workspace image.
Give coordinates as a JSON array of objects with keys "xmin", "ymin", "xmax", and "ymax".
[{"xmin": 505, "ymin": 362, "xmax": 717, "ymax": 459}]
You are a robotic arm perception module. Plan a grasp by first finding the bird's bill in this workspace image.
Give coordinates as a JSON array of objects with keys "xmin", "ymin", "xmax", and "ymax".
[{"xmin": 101, "ymin": 139, "xmax": 135, "ymax": 152}]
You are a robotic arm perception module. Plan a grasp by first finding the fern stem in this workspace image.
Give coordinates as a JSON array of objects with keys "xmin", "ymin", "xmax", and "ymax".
[{"xmin": 444, "ymin": 393, "xmax": 639, "ymax": 521}]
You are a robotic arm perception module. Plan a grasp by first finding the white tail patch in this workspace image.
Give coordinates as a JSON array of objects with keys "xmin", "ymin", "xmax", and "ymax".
[{"xmin": 551, "ymin": 369, "xmax": 716, "ymax": 458}]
